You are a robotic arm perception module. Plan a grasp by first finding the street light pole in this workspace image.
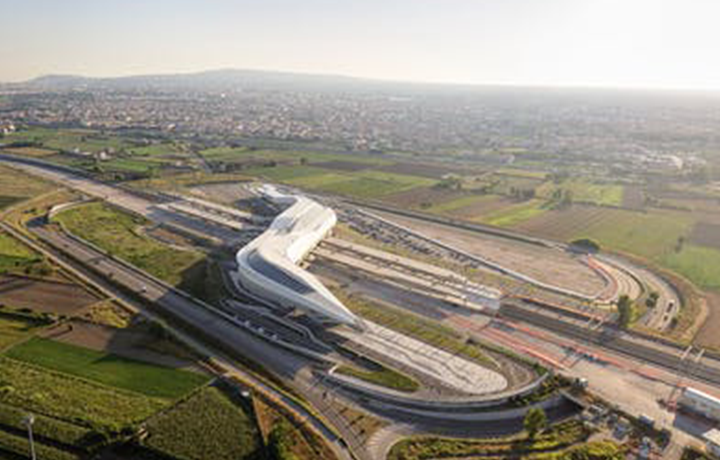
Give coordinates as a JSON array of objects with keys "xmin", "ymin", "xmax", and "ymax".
[{"xmin": 23, "ymin": 414, "xmax": 36, "ymax": 460}]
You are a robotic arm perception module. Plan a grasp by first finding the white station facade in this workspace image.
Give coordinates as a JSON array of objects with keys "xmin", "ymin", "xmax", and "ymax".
[{"xmin": 235, "ymin": 185, "xmax": 361, "ymax": 328}]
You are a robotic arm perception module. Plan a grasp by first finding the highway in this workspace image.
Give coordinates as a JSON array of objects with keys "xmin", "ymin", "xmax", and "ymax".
[{"xmin": 17, "ymin": 219, "xmax": 363, "ymax": 460}]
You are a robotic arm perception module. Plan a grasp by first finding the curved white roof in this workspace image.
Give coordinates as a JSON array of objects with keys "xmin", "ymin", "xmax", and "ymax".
[{"xmin": 236, "ymin": 185, "xmax": 360, "ymax": 327}]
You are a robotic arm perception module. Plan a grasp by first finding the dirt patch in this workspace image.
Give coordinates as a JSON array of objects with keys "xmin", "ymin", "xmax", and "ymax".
[
  {"xmin": 40, "ymin": 320, "xmax": 204, "ymax": 372},
  {"xmin": 693, "ymin": 292, "xmax": 720, "ymax": 349},
  {"xmin": 374, "ymin": 210, "xmax": 607, "ymax": 297},
  {"xmin": 622, "ymin": 186, "xmax": 645, "ymax": 210},
  {"xmin": 311, "ymin": 160, "xmax": 372, "ymax": 172},
  {"xmin": 189, "ymin": 182, "xmax": 254, "ymax": 205},
  {"xmin": 146, "ymin": 226, "xmax": 198, "ymax": 248},
  {"xmin": 449, "ymin": 196, "xmax": 515, "ymax": 219},
  {"xmin": 384, "ymin": 187, "xmax": 466, "ymax": 209},
  {"xmin": 375, "ymin": 162, "xmax": 472, "ymax": 178},
  {"xmin": 0, "ymin": 274, "xmax": 101, "ymax": 314},
  {"xmin": 689, "ymin": 222, "xmax": 720, "ymax": 250}
]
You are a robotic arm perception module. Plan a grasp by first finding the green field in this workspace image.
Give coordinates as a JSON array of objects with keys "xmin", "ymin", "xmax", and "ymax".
[
  {"xmin": 145, "ymin": 386, "xmax": 262, "ymax": 460},
  {"xmin": 55, "ymin": 202, "xmax": 205, "ymax": 285},
  {"xmin": 3, "ymin": 128, "xmax": 131, "ymax": 154},
  {"xmin": 5, "ymin": 338, "xmax": 209, "ymax": 399},
  {"xmin": 662, "ymin": 245, "xmax": 720, "ymax": 290},
  {"xmin": 0, "ymin": 401, "xmax": 93, "ymax": 449},
  {"xmin": 537, "ymin": 180, "xmax": 624, "ymax": 207},
  {"xmin": 482, "ymin": 199, "xmax": 547, "ymax": 227},
  {"xmin": 0, "ymin": 428, "xmax": 80, "ymax": 460},
  {"xmin": 242, "ymin": 164, "xmax": 436, "ymax": 198},
  {"xmin": 0, "ymin": 357, "xmax": 166, "ymax": 427},
  {"xmin": 0, "ymin": 164, "xmax": 55, "ymax": 209},
  {"xmin": 387, "ymin": 420, "xmax": 606, "ymax": 460},
  {"xmin": 0, "ymin": 231, "xmax": 44, "ymax": 275}
]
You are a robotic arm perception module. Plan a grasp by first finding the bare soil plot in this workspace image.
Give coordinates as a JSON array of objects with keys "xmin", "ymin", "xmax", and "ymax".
[
  {"xmin": 311, "ymin": 160, "xmax": 372, "ymax": 172},
  {"xmin": 694, "ymin": 292, "xmax": 720, "ymax": 349},
  {"xmin": 384, "ymin": 186, "xmax": 466, "ymax": 209},
  {"xmin": 0, "ymin": 275, "xmax": 100, "ymax": 314},
  {"xmin": 690, "ymin": 222, "xmax": 720, "ymax": 250},
  {"xmin": 189, "ymin": 182, "xmax": 255, "ymax": 205},
  {"xmin": 374, "ymin": 211, "xmax": 607, "ymax": 297},
  {"xmin": 449, "ymin": 195, "xmax": 516, "ymax": 220},
  {"xmin": 40, "ymin": 320, "xmax": 203, "ymax": 372},
  {"xmin": 375, "ymin": 161, "xmax": 472, "ymax": 178},
  {"xmin": 622, "ymin": 186, "xmax": 645, "ymax": 209}
]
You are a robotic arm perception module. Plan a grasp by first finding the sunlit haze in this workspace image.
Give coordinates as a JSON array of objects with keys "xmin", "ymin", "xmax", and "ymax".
[{"xmin": 3, "ymin": 0, "xmax": 720, "ymax": 90}]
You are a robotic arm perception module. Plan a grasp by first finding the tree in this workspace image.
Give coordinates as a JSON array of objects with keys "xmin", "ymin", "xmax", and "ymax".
[
  {"xmin": 616, "ymin": 294, "xmax": 634, "ymax": 329},
  {"xmin": 646, "ymin": 291, "xmax": 660, "ymax": 308},
  {"xmin": 524, "ymin": 407, "xmax": 547, "ymax": 439}
]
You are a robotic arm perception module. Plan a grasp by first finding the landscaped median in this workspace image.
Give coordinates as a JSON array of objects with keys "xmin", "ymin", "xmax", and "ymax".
[
  {"xmin": 387, "ymin": 420, "xmax": 623, "ymax": 460},
  {"xmin": 52, "ymin": 201, "xmax": 205, "ymax": 288},
  {"xmin": 335, "ymin": 361, "xmax": 420, "ymax": 393}
]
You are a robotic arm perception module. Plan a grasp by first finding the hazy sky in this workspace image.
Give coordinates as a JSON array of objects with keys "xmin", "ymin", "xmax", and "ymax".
[{"xmin": 2, "ymin": 0, "xmax": 720, "ymax": 89}]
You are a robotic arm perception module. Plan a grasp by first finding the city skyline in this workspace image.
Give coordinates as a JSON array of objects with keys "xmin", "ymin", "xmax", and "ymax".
[{"xmin": 3, "ymin": 0, "xmax": 720, "ymax": 91}]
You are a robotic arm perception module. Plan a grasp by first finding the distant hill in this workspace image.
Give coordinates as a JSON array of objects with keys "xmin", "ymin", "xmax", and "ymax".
[{"xmin": 10, "ymin": 68, "xmax": 406, "ymax": 93}]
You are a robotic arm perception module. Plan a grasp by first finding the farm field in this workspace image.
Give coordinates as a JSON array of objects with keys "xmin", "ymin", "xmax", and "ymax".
[
  {"xmin": 0, "ymin": 309, "xmax": 50, "ymax": 350},
  {"xmin": 515, "ymin": 205, "xmax": 694, "ymax": 259},
  {"xmin": 689, "ymin": 221, "xmax": 720, "ymax": 250},
  {"xmin": 5, "ymin": 337, "xmax": 209, "ymax": 398},
  {"xmin": 384, "ymin": 186, "xmax": 466, "ymax": 210},
  {"xmin": 144, "ymin": 385, "xmax": 262, "ymax": 460},
  {"xmin": 0, "ymin": 356, "xmax": 166, "ymax": 427},
  {"xmin": 480, "ymin": 199, "xmax": 547, "ymax": 227},
  {"xmin": 662, "ymin": 245, "xmax": 720, "ymax": 291},
  {"xmin": 55, "ymin": 202, "xmax": 205, "ymax": 286},
  {"xmin": 0, "ymin": 163, "xmax": 56, "ymax": 209},
  {"xmin": 0, "ymin": 275, "xmax": 100, "ymax": 314},
  {"xmin": 242, "ymin": 163, "xmax": 438, "ymax": 198},
  {"xmin": 43, "ymin": 320, "xmax": 203, "ymax": 371},
  {"xmin": 537, "ymin": 180, "xmax": 624, "ymax": 207},
  {"xmin": 2, "ymin": 127, "xmax": 132, "ymax": 153}
]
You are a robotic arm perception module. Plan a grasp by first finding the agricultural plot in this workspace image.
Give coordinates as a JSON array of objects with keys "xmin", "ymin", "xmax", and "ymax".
[
  {"xmin": 689, "ymin": 221, "xmax": 720, "ymax": 250},
  {"xmin": 0, "ymin": 356, "xmax": 166, "ymax": 427},
  {"xmin": 0, "ymin": 163, "xmax": 55, "ymax": 209},
  {"xmin": 5, "ymin": 337, "xmax": 209, "ymax": 399},
  {"xmin": 481, "ymin": 199, "xmax": 547, "ymax": 227},
  {"xmin": 144, "ymin": 386, "xmax": 262, "ymax": 460},
  {"xmin": 4, "ymin": 128, "xmax": 132, "ymax": 154},
  {"xmin": 515, "ymin": 206, "xmax": 694, "ymax": 259},
  {"xmin": 375, "ymin": 161, "xmax": 471, "ymax": 179},
  {"xmin": 0, "ymin": 275, "xmax": 100, "ymax": 314},
  {"xmin": 0, "ymin": 309, "xmax": 49, "ymax": 350},
  {"xmin": 536, "ymin": 180, "xmax": 624, "ymax": 207},
  {"xmin": 384, "ymin": 186, "xmax": 466, "ymax": 210},
  {"xmin": 662, "ymin": 245, "xmax": 720, "ymax": 291},
  {"xmin": 55, "ymin": 202, "xmax": 205, "ymax": 286}
]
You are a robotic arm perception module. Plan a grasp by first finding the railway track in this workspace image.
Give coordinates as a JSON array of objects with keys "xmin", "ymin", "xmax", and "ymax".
[{"xmin": 501, "ymin": 301, "xmax": 720, "ymax": 386}]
